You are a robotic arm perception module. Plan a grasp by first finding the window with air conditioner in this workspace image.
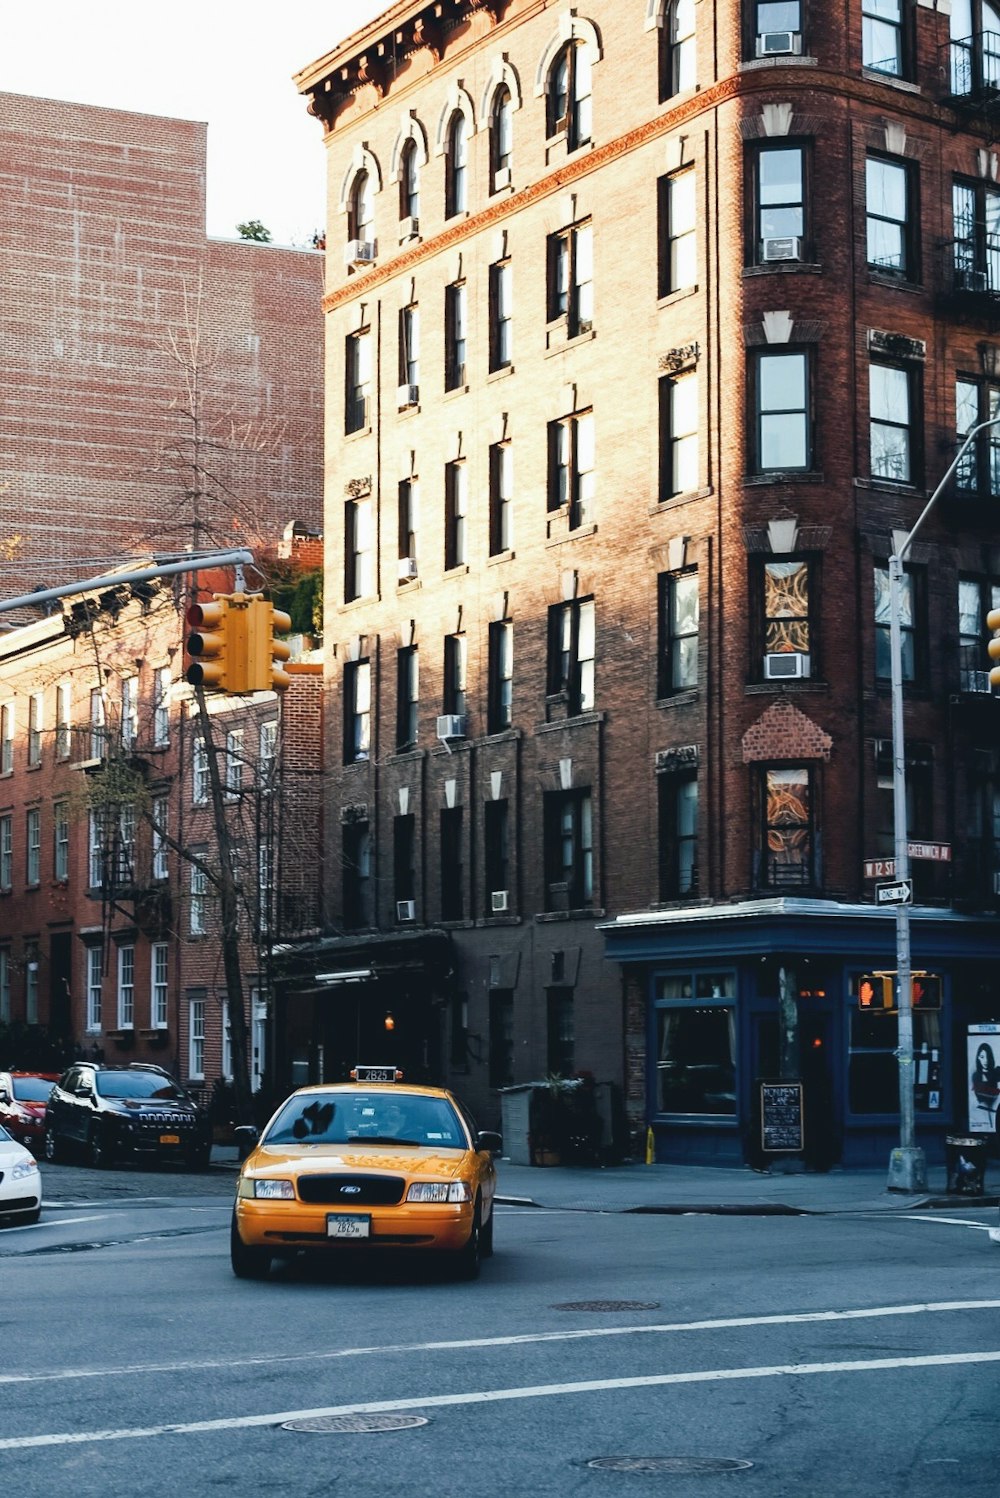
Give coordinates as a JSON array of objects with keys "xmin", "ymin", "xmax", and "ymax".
[
  {"xmin": 485, "ymin": 800, "xmax": 509, "ymax": 917},
  {"xmin": 753, "ymin": 144, "xmax": 805, "ymax": 266},
  {"xmin": 752, "ymin": 0, "xmax": 802, "ymax": 58},
  {"xmin": 548, "ymin": 39, "xmax": 592, "ymax": 149},
  {"xmin": 347, "ymin": 169, "xmax": 376, "ymax": 263},
  {"xmin": 756, "ymin": 30, "xmax": 801, "ymax": 56},
  {"xmin": 398, "ymin": 303, "xmax": 419, "ymax": 404},
  {"xmin": 759, "ymin": 558, "xmax": 814, "ymax": 682},
  {"xmin": 394, "ymin": 813, "xmax": 416, "ymax": 915},
  {"xmin": 443, "ymin": 633, "xmax": 467, "ymax": 722},
  {"xmin": 762, "ymin": 236, "xmax": 802, "ymax": 262}
]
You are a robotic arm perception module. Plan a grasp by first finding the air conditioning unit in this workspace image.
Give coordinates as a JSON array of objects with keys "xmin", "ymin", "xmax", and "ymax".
[
  {"xmin": 490, "ymin": 890, "xmax": 509, "ymax": 914},
  {"xmin": 961, "ymin": 669, "xmax": 993, "ymax": 694},
  {"xmin": 344, "ymin": 238, "xmax": 377, "ymax": 267},
  {"xmin": 764, "ymin": 652, "xmax": 810, "ymax": 680},
  {"xmin": 762, "ymin": 236, "xmax": 802, "ymax": 262},
  {"xmin": 396, "ymin": 899, "xmax": 416, "ymax": 922},
  {"xmin": 956, "ymin": 266, "xmax": 989, "ymax": 293},
  {"xmin": 436, "ymin": 713, "xmax": 467, "ymax": 740},
  {"xmin": 399, "ymin": 215, "xmax": 420, "ymax": 240},
  {"xmin": 493, "ymin": 166, "xmax": 513, "ymax": 190},
  {"xmin": 397, "ymin": 556, "xmax": 419, "ymax": 582},
  {"xmin": 756, "ymin": 31, "xmax": 802, "ymax": 57},
  {"xmin": 397, "ymin": 383, "xmax": 419, "ymax": 409}
]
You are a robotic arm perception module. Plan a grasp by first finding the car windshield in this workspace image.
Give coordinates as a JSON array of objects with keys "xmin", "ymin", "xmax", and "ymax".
[
  {"xmin": 264, "ymin": 1091, "xmax": 467, "ymax": 1149},
  {"xmin": 11, "ymin": 1077, "xmax": 54, "ymax": 1102},
  {"xmin": 95, "ymin": 1072, "xmax": 187, "ymax": 1101}
]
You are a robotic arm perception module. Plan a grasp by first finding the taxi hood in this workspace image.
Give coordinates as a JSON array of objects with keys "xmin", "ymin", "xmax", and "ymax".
[{"xmin": 248, "ymin": 1141, "xmax": 471, "ymax": 1178}]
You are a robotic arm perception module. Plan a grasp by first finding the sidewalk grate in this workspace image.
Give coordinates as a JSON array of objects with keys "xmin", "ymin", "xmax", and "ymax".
[
  {"xmin": 587, "ymin": 1457, "xmax": 753, "ymax": 1474},
  {"xmin": 281, "ymin": 1414, "xmax": 429, "ymax": 1434},
  {"xmin": 554, "ymin": 1299, "xmax": 659, "ymax": 1312}
]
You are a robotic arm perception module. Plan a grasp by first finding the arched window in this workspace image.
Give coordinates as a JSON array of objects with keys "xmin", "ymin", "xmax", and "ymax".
[
  {"xmin": 491, "ymin": 86, "xmax": 514, "ymax": 188},
  {"xmin": 349, "ymin": 171, "xmax": 375, "ymax": 248},
  {"xmin": 446, "ymin": 112, "xmax": 469, "ymax": 217},
  {"xmin": 660, "ymin": 0, "xmax": 696, "ymax": 102},
  {"xmin": 548, "ymin": 41, "xmax": 592, "ymax": 149},
  {"xmin": 400, "ymin": 138, "xmax": 420, "ymax": 224}
]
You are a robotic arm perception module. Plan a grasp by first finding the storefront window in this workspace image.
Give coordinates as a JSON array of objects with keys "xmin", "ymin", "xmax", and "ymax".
[
  {"xmin": 848, "ymin": 1007, "xmax": 942, "ymax": 1115},
  {"xmin": 655, "ymin": 971, "xmax": 737, "ymax": 1116}
]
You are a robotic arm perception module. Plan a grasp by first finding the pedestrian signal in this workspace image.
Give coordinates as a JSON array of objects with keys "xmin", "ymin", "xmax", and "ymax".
[
  {"xmin": 911, "ymin": 973, "xmax": 942, "ymax": 1010},
  {"xmin": 858, "ymin": 974, "xmax": 891, "ymax": 1010}
]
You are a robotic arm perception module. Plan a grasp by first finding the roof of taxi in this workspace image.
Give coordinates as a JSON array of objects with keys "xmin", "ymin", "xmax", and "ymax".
[{"xmin": 282, "ymin": 1081, "xmax": 455, "ymax": 1097}]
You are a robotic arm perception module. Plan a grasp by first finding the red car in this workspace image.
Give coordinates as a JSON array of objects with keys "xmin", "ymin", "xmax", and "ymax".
[{"xmin": 0, "ymin": 1072, "xmax": 59, "ymax": 1154}]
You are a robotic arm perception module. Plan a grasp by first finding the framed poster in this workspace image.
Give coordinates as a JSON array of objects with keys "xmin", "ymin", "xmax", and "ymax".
[
  {"xmin": 760, "ymin": 1081, "xmax": 804, "ymax": 1153},
  {"xmin": 968, "ymin": 1024, "xmax": 1000, "ymax": 1135}
]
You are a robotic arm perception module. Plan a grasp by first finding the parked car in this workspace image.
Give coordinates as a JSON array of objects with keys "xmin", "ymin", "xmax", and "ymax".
[
  {"xmin": 44, "ymin": 1062, "xmax": 212, "ymax": 1170},
  {"xmin": 0, "ymin": 1123, "xmax": 42, "ymax": 1225},
  {"xmin": 231, "ymin": 1064, "xmax": 501, "ymax": 1281},
  {"xmin": 0, "ymin": 1071, "xmax": 60, "ymax": 1154}
]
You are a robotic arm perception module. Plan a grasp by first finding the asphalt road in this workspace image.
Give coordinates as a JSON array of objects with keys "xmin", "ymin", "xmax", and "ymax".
[{"xmin": 1, "ymin": 1161, "xmax": 998, "ymax": 1497}]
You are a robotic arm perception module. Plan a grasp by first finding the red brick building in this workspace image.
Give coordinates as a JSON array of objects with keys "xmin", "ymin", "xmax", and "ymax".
[{"xmin": 285, "ymin": 0, "xmax": 1000, "ymax": 1166}]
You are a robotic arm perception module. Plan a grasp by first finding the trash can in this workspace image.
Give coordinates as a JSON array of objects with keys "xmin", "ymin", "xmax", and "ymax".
[{"xmin": 945, "ymin": 1135, "xmax": 988, "ymax": 1195}]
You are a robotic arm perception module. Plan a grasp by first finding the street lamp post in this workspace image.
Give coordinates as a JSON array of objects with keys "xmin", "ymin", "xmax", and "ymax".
[{"xmin": 886, "ymin": 412, "xmax": 1000, "ymax": 1192}]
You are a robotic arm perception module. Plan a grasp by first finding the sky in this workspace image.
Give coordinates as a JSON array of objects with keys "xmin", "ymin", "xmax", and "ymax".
[{"xmin": 2, "ymin": 0, "xmax": 389, "ymax": 247}]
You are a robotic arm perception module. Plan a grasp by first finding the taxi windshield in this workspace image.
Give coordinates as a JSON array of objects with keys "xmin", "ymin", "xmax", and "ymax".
[{"xmin": 264, "ymin": 1091, "xmax": 468, "ymax": 1150}]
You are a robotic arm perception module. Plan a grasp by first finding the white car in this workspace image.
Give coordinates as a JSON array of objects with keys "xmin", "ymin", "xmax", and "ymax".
[{"xmin": 0, "ymin": 1123, "xmax": 42, "ymax": 1225}]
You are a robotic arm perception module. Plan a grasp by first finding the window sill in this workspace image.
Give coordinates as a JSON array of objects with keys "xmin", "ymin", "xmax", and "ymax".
[
  {"xmin": 535, "ymin": 907, "xmax": 604, "ymax": 923},
  {"xmin": 743, "ymin": 470, "xmax": 825, "ymax": 486},
  {"xmin": 651, "ymin": 487, "xmax": 711, "ymax": 513},
  {"xmin": 396, "ymin": 576, "xmax": 422, "ymax": 593},
  {"xmin": 443, "ymin": 384, "xmax": 470, "ymax": 400},
  {"xmin": 445, "ymin": 209, "xmax": 471, "ymax": 225},
  {"xmin": 343, "ymin": 425, "xmax": 372, "ymax": 442},
  {"xmin": 341, "ymin": 593, "xmax": 379, "ymax": 611},
  {"xmin": 26, "ymin": 761, "xmax": 41, "ymax": 772},
  {"xmin": 486, "ymin": 364, "xmax": 514, "ymax": 383},
  {"xmin": 396, "ymin": 402, "xmax": 420, "ymax": 420},
  {"xmin": 657, "ymin": 285, "xmax": 699, "ymax": 309},
  {"xmin": 477, "ymin": 913, "xmax": 521, "ymax": 927},
  {"xmin": 481, "ymin": 727, "xmax": 521, "ymax": 746},
  {"xmin": 487, "ymin": 548, "xmax": 515, "ymax": 565},
  {"xmin": 546, "ymin": 522, "xmax": 597, "ymax": 548},
  {"xmin": 443, "ymin": 563, "xmax": 470, "ymax": 580},
  {"xmin": 438, "ymin": 918, "xmax": 475, "ymax": 930},
  {"xmin": 854, "ymin": 477, "xmax": 926, "ymax": 498},
  {"xmin": 861, "ymin": 67, "xmax": 921, "ymax": 94},
  {"xmin": 545, "ymin": 325, "xmax": 596, "ymax": 356},
  {"xmin": 867, "ymin": 271, "xmax": 923, "ymax": 294},
  {"xmin": 390, "ymin": 746, "xmax": 424, "ymax": 764},
  {"xmin": 655, "ymin": 690, "xmax": 699, "ymax": 710},
  {"xmin": 398, "ymin": 230, "xmax": 422, "ymax": 248},
  {"xmin": 536, "ymin": 710, "xmax": 605, "ymax": 735},
  {"xmin": 342, "ymin": 757, "xmax": 373, "ymax": 770},
  {"xmin": 744, "ymin": 678, "xmax": 828, "ymax": 695},
  {"xmin": 743, "ymin": 262, "xmax": 823, "ymax": 277}
]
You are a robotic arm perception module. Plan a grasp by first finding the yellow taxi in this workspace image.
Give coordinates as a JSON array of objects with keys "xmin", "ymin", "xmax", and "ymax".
[{"xmin": 230, "ymin": 1067, "xmax": 501, "ymax": 1281}]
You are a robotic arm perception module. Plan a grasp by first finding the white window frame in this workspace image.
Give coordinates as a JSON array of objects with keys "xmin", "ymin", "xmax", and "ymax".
[
  {"xmin": 152, "ymin": 942, "xmax": 169, "ymax": 1029},
  {"xmin": 193, "ymin": 738, "xmax": 210, "ymax": 805},
  {"xmin": 117, "ymin": 944, "xmax": 135, "ymax": 1029},
  {"xmin": 28, "ymin": 692, "xmax": 43, "ymax": 766},
  {"xmin": 152, "ymin": 795, "xmax": 169, "ymax": 880},
  {"xmin": 26, "ymin": 807, "xmax": 41, "ymax": 886},
  {"xmin": 190, "ymin": 863, "xmax": 208, "ymax": 936},
  {"xmin": 0, "ymin": 703, "xmax": 13, "ymax": 774},
  {"xmin": 0, "ymin": 814, "xmax": 12, "ymax": 891},
  {"xmin": 56, "ymin": 683, "xmax": 71, "ymax": 759},
  {"xmin": 259, "ymin": 842, "xmax": 273, "ymax": 936},
  {"xmin": 221, "ymin": 999, "xmax": 233, "ymax": 1082},
  {"xmin": 88, "ymin": 810, "xmax": 104, "ymax": 888},
  {"xmin": 121, "ymin": 677, "xmax": 138, "ymax": 749},
  {"xmin": 226, "ymin": 728, "xmax": 244, "ymax": 798},
  {"xmin": 153, "ymin": 667, "xmax": 171, "ymax": 747},
  {"xmin": 86, "ymin": 946, "xmax": 103, "ymax": 1032},
  {"xmin": 89, "ymin": 688, "xmax": 105, "ymax": 759},
  {"xmin": 260, "ymin": 720, "xmax": 278, "ymax": 794},
  {"xmin": 189, "ymin": 997, "xmax": 205, "ymax": 1080}
]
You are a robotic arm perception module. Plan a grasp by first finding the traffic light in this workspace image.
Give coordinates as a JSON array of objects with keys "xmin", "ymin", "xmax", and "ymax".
[
  {"xmin": 911, "ymin": 973, "xmax": 942, "ymax": 1010},
  {"xmin": 245, "ymin": 598, "xmax": 292, "ymax": 692},
  {"xmin": 185, "ymin": 596, "xmax": 248, "ymax": 692},
  {"xmin": 858, "ymin": 974, "xmax": 891, "ymax": 1010},
  {"xmin": 988, "ymin": 606, "xmax": 1000, "ymax": 687}
]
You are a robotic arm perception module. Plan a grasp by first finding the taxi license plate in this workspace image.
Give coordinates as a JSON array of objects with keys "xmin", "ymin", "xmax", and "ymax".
[
  {"xmin": 327, "ymin": 1214, "xmax": 370, "ymax": 1239},
  {"xmin": 159, "ymin": 1134, "xmax": 181, "ymax": 1145}
]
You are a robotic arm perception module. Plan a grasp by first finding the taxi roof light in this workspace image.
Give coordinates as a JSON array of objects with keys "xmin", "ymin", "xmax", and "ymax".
[{"xmin": 350, "ymin": 1065, "xmax": 404, "ymax": 1082}]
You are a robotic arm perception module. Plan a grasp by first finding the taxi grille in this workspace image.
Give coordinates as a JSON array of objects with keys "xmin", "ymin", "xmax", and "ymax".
[{"xmin": 297, "ymin": 1174, "xmax": 405, "ymax": 1206}]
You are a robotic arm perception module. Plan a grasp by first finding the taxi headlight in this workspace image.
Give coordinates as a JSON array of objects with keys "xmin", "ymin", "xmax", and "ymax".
[
  {"xmin": 251, "ymin": 1178, "xmax": 295, "ymax": 1200},
  {"xmin": 406, "ymin": 1181, "xmax": 472, "ymax": 1204},
  {"xmin": 11, "ymin": 1158, "xmax": 39, "ymax": 1181}
]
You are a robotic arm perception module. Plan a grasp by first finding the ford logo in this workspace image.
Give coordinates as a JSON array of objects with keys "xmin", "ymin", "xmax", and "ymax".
[{"xmin": 340, "ymin": 1184, "xmax": 362, "ymax": 1195}]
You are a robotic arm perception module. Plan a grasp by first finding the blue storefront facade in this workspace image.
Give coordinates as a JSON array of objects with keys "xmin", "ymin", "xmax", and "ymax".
[{"xmin": 602, "ymin": 898, "xmax": 1000, "ymax": 1170}]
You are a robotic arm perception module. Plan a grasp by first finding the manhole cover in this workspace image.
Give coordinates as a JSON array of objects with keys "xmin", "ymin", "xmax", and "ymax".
[
  {"xmin": 553, "ymin": 1300, "xmax": 660, "ymax": 1312},
  {"xmin": 587, "ymin": 1458, "xmax": 753, "ymax": 1474},
  {"xmin": 282, "ymin": 1413, "xmax": 429, "ymax": 1434}
]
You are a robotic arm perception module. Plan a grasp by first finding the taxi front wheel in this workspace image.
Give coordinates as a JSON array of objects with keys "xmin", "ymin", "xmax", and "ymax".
[
  {"xmin": 455, "ymin": 1199, "xmax": 482, "ymax": 1281},
  {"xmin": 230, "ymin": 1212, "xmax": 272, "ymax": 1280}
]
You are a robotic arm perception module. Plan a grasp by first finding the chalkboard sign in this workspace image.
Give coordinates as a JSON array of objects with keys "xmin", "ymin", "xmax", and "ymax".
[{"xmin": 760, "ymin": 1081, "xmax": 804, "ymax": 1153}]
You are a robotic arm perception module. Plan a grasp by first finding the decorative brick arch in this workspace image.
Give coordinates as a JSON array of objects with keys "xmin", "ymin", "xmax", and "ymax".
[
  {"xmin": 389, "ymin": 114, "xmax": 430, "ymax": 181},
  {"xmin": 741, "ymin": 700, "xmax": 833, "ymax": 764},
  {"xmin": 434, "ymin": 82, "xmax": 476, "ymax": 156},
  {"xmin": 533, "ymin": 12, "xmax": 603, "ymax": 97},
  {"xmin": 478, "ymin": 57, "xmax": 523, "ymax": 127},
  {"xmin": 338, "ymin": 144, "xmax": 383, "ymax": 215}
]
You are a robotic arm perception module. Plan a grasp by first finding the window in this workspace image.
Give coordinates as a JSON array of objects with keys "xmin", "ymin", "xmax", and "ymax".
[
  {"xmin": 759, "ymin": 766, "xmax": 814, "ymax": 888},
  {"xmin": 548, "ymin": 597, "xmax": 595, "ymax": 715},
  {"xmin": 53, "ymin": 801, "xmax": 69, "ymax": 881},
  {"xmin": 548, "ymin": 221, "xmax": 593, "ymax": 337},
  {"xmin": 953, "ymin": 179, "xmax": 1000, "ymax": 293},
  {"xmin": 0, "ymin": 815, "xmax": 10, "ymax": 891},
  {"xmin": 343, "ymin": 659, "xmax": 371, "ymax": 762},
  {"xmin": 549, "ymin": 41, "xmax": 592, "ymax": 149},
  {"xmin": 866, "ymin": 156, "xmax": 915, "ymax": 276},
  {"xmin": 86, "ymin": 946, "xmax": 103, "ymax": 1031},
  {"xmin": 848, "ymin": 1004, "xmax": 941, "ymax": 1116},
  {"xmin": 863, "ymin": 0, "xmax": 904, "ymax": 76},
  {"xmin": 543, "ymin": 788, "xmax": 593, "ymax": 909},
  {"xmin": 258, "ymin": 841, "xmax": 273, "ymax": 935},
  {"xmin": 658, "ymin": 569, "xmax": 699, "ymax": 695},
  {"xmin": 874, "ymin": 738, "xmax": 931, "ymax": 857},
  {"xmin": 955, "ymin": 376, "xmax": 1000, "ymax": 496},
  {"xmin": 485, "ymin": 799, "xmax": 509, "ymax": 912},
  {"xmin": 440, "ymin": 807, "xmax": 464, "ymax": 920},
  {"xmin": 116, "ymin": 803, "xmax": 135, "ymax": 885},
  {"xmin": 343, "ymin": 821, "xmax": 372, "ymax": 930},
  {"xmin": 445, "ymin": 461, "xmax": 467, "ymax": 570},
  {"xmin": 88, "ymin": 810, "xmax": 104, "ymax": 888},
  {"xmin": 655, "ymin": 972, "xmax": 737, "ymax": 1115},
  {"xmin": 761, "ymin": 557, "xmax": 813, "ymax": 676},
  {"xmin": 870, "ymin": 362, "xmax": 917, "ymax": 483},
  {"xmin": 344, "ymin": 495, "xmax": 373, "ymax": 601},
  {"xmin": 396, "ymin": 645, "xmax": 419, "ymax": 750},
  {"xmin": 399, "ymin": 478, "xmax": 419, "ymax": 567},
  {"xmin": 489, "ymin": 261, "xmax": 512, "ymax": 371},
  {"xmin": 752, "ymin": 0, "xmax": 801, "ymax": 54},
  {"xmin": 752, "ymin": 350, "xmax": 810, "ymax": 472},
  {"xmin": 658, "ymin": 772, "xmax": 699, "ymax": 899},
  {"xmin": 490, "ymin": 86, "xmax": 513, "ymax": 187},
  {"xmin": 658, "ymin": 170, "xmax": 696, "ymax": 297},
  {"xmin": 189, "ymin": 997, "xmax": 205, "ymax": 1080},
  {"xmin": 89, "ymin": 688, "xmax": 105, "ymax": 758},
  {"xmin": 55, "ymin": 684, "xmax": 71, "ymax": 759},
  {"xmin": 489, "ymin": 989, "xmax": 514, "ymax": 1089},
  {"xmin": 446, "ymin": 112, "xmax": 469, "ymax": 218},
  {"xmin": 225, "ymin": 729, "xmax": 244, "ymax": 797},
  {"xmin": 548, "ymin": 409, "xmax": 595, "ymax": 528},
  {"xmin": 489, "ymin": 442, "xmax": 513, "ymax": 555},
  {"xmin": 398, "ymin": 303, "xmax": 419, "ymax": 397},
  {"xmin": 26, "ymin": 808, "xmax": 40, "ymax": 887},
  {"xmin": 393, "ymin": 813, "xmax": 416, "ymax": 908},
  {"xmin": 0, "ymin": 950, "xmax": 9, "ymax": 1024},
  {"xmin": 153, "ymin": 667, "xmax": 170, "ymax": 747},
  {"xmin": 28, "ymin": 692, "xmax": 43, "ymax": 766},
  {"xmin": 753, "ymin": 145, "xmax": 805, "ymax": 262},
  {"xmin": 959, "ymin": 577, "xmax": 1000, "ymax": 691},
  {"xmin": 949, "ymin": 0, "xmax": 1000, "ymax": 94},
  {"xmin": 259, "ymin": 720, "xmax": 278, "ymax": 794},
  {"xmin": 120, "ymin": 677, "xmax": 137, "ymax": 749},
  {"xmin": 190, "ymin": 863, "xmax": 208, "ymax": 936},
  {"xmin": 152, "ymin": 795, "xmax": 169, "ymax": 880},
  {"xmin": 348, "ymin": 169, "xmax": 375, "ymax": 247},
  {"xmin": 659, "ymin": 372, "xmax": 698, "ymax": 498},
  {"xmin": 966, "ymin": 770, "xmax": 1000, "ymax": 900},
  {"xmin": 117, "ymin": 945, "xmax": 135, "ymax": 1029},
  {"xmin": 1, "ymin": 703, "xmax": 13, "ymax": 773},
  {"xmin": 399, "ymin": 138, "xmax": 420, "ymax": 223},
  {"xmin": 444, "ymin": 283, "xmax": 467, "ymax": 390},
  {"xmin": 24, "ymin": 943, "xmax": 39, "ymax": 1025},
  {"xmin": 488, "ymin": 621, "xmax": 514, "ymax": 733},
  {"xmin": 660, "ymin": 0, "xmax": 696, "ymax": 100},
  {"xmin": 546, "ymin": 988, "xmax": 575, "ymax": 1077},
  {"xmin": 443, "ymin": 633, "xmax": 467, "ymax": 717},
  {"xmin": 193, "ymin": 737, "xmax": 209, "ymax": 804},
  {"xmin": 345, "ymin": 329, "xmax": 372, "ymax": 434}
]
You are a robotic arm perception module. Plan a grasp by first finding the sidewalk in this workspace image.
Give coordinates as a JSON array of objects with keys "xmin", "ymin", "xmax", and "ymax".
[{"xmin": 210, "ymin": 1145, "xmax": 999, "ymax": 1216}]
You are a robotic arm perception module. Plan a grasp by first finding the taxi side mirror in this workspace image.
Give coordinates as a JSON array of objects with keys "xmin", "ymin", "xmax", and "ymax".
[
  {"xmin": 476, "ymin": 1130, "xmax": 503, "ymax": 1156},
  {"xmin": 234, "ymin": 1124, "xmax": 259, "ymax": 1161}
]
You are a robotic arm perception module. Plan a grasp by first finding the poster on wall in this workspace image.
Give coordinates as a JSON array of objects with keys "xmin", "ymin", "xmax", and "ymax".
[{"xmin": 967, "ymin": 1024, "xmax": 1000, "ymax": 1134}]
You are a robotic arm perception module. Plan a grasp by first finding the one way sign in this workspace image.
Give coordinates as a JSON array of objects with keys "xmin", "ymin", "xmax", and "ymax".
[{"xmin": 876, "ymin": 879, "xmax": 912, "ymax": 906}]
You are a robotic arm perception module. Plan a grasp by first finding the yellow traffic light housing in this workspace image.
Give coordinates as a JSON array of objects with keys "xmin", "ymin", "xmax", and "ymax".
[
  {"xmin": 185, "ymin": 595, "xmax": 250, "ymax": 693},
  {"xmin": 987, "ymin": 606, "xmax": 1000, "ymax": 688},
  {"xmin": 245, "ymin": 598, "xmax": 292, "ymax": 692},
  {"xmin": 858, "ymin": 973, "xmax": 892, "ymax": 1010}
]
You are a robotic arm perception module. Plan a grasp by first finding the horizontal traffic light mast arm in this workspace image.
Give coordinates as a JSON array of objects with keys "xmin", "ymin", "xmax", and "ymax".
[{"xmin": 0, "ymin": 550, "xmax": 255, "ymax": 615}]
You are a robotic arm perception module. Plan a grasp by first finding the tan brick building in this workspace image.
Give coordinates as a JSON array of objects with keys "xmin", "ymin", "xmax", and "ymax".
[{"xmin": 287, "ymin": 0, "xmax": 1000, "ymax": 1166}]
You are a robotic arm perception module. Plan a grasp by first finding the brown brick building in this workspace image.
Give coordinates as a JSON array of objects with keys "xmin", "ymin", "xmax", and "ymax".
[{"xmin": 285, "ymin": 0, "xmax": 1000, "ymax": 1166}]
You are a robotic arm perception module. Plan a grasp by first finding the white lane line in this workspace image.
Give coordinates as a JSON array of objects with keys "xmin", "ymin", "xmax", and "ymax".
[
  {"xmin": 1, "ymin": 1215, "xmax": 108, "ymax": 1235},
  {"xmin": 3, "ymin": 1349, "xmax": 999, "ymax": 1451},
  {"xmin": 0, "ymin": 1298, "xmax": 997, "ymax": 1387},
  {"xmin": 902, "ymin": 1217, "xmax": 992, "ymax": 1231}
]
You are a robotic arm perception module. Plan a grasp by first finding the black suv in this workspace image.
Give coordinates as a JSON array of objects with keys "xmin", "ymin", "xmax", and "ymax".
[{"xmin": 43, "ymin": 1063, "xmax": 212, "ymax": 1170}]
